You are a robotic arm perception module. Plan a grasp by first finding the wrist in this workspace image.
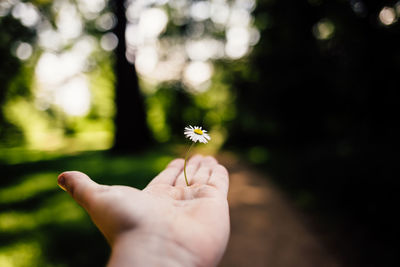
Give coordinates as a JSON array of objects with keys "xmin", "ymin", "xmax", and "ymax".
[{"xmin": 108, "ymin": 230, "xmax": 200, "ymax": 267}]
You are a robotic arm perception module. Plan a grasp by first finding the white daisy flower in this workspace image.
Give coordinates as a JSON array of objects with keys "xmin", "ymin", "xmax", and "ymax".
[{"xmin": 184, "ymin": 125, "xmax": 211, "ymax": 144}]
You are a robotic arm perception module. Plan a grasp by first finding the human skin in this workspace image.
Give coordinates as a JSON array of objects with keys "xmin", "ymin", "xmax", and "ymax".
[{"xmin": 57, "ymin": 155, "xmax": 230, "ymax": 267}]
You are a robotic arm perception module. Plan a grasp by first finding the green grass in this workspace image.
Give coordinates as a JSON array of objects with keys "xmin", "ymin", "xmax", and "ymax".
[{"xmin": 0, "ymin": 149, "xmax": 175, "ymax": 267}]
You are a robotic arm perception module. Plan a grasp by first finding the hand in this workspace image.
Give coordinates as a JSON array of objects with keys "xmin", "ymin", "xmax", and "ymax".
[{"xmin": 57, "ymin": 155, "xmax": 230, "ymax": 267}]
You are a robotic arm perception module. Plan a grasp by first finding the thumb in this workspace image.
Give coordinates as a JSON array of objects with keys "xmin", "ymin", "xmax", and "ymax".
[{"xmin": 58, "ymin": 171, "xmax": 104, "ymax": 210}]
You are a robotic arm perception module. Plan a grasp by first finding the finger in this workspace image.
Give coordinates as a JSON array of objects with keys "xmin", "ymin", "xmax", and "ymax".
[
  {"xmin": 58, "ymin": 171, "xmax": 106, "ymax": 211},
  {"xmin": 191, "ymin": 156, "xmax": 218, "ymax": 185},
  {"xmin": 174, "ymin": 154, "xmax": 203, "ymax": 186},
  {"xmin": 208, "ymin": 164, "xmax": 229, "ymax": 197},
  {"xmin": 146, "ymin": 158, "xmax": 184, "ymax": 187}
]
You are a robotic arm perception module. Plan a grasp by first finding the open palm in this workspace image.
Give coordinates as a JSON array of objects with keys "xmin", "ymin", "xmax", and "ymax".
[{"xmin": 58, "ymin": 155, "xmax": 230, "ymax": 267}]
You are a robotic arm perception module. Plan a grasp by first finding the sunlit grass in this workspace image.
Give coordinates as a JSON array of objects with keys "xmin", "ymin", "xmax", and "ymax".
[
  {"xmin": 0, "ymin": 240, "xmax": 43, "ymax": 267},
  {"xmin": 0, "ymin": 194, "xmax": 85, "ymax": 233},
  {"xmin": 0, "ymin": 148, "xmax": 65, "ymax": 165},
  {"xmin": 0, "ymin": 149, "xmax": 175, "ymax": 266},
  {"xmin": 0, "ymin": 172, "xmax": 58, "ymax": 204}
]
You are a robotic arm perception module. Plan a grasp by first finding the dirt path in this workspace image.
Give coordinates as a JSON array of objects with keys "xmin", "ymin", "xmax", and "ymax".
[{"xmin": 217, "ymin": 154, "xmax": 342, "ymax": 267}]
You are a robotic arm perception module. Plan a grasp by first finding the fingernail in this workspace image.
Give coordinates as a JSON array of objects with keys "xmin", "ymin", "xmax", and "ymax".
[{"xmin": 58, "ymin": 174, "xmax": 67, "ymax": 192}]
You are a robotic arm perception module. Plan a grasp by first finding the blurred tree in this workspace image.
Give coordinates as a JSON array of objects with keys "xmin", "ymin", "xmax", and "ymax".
[
  {"xmin": 0, "ymin": 13, "xmax": 35, "ymax": 146},
  {"xmin": 111, "ymin": 0, "xmax": 151, "ymax": 152},
  {"xmin": 0, "ymin": 0, "xmax": 151, "ymax": 151},
  {"xmin": 123, "ymin": 0, "xmax": 259, "ymax": 146}
]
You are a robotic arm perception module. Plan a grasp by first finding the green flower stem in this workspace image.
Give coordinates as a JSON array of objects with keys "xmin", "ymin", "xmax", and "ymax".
[{"xmin": 183, "ymin": 142, "xmax": 195, "ymax": 186}]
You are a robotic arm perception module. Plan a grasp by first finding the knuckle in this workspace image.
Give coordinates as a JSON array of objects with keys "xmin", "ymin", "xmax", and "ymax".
[
  {"xmin": 204, "ymin": 156, "xmax": 218, "ymax": 164},
  {"xmin": 190, "ymin": 154, "xmax": 203, "ymax": 161},
  {"xmin": 84, "ymin": 184, "xmax": 107, "ymax": 201},
  {"xmin": 168, "ymin": 158, "xmax": 184, "ymax": 167},
  {"xmin": 217, "ymin": 164, "xmax": 229, "ymax": 175}
]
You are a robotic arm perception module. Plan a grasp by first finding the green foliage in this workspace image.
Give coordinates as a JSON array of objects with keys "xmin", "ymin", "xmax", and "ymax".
[
  {"xmin": 0, "ymin": 0, "xmax": 117, "ymax": 150},
  {"xmin": 0, "ymin": 14, "xmax": 35, "ymax": 147},
  {"xmin": 143, "ymin": 65, "xmax": 237, "ymax": 150}
]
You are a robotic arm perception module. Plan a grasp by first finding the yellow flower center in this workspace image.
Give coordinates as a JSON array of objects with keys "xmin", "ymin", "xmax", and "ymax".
[{"xmin": 194, "ymin": 128, "xmax": 203, "ymax": 135}]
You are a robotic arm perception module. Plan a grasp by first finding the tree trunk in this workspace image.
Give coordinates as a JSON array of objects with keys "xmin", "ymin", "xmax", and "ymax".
[{"xmin": 111, "ymin": 0, "xmax": 151, "ymax": 152}]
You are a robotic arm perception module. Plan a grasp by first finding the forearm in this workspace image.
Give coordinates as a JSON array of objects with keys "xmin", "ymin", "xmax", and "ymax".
[{"xmin": 107, "ymin": 231, "xmax": 200, "ymax": 267}]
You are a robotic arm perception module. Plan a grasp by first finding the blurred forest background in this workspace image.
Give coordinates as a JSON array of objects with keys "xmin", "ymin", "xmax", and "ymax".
[{"xmin": 0, "ymin": 0, "xmax": 399, "ymax": 266}]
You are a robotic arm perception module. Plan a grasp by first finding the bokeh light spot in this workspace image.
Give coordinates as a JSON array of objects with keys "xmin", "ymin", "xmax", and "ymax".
[
  {"xmin": 313, "ymin": 19, "xmax": 335, "ymax": 40},
  {"xmin": 139, "ymin": 8, "xmax": 168, "ymax": 38},
  {"xmin": 11, "ymin": 2, "xmax": 40, "ymax": 28},
  {"xmin": 96, "ymin": 12, "xmax": 117, "ymax": 31},
  {"xmin": 135, "ymin": 46, "xmax": 159, "ymax": 75},
  {"xmin": 101, "ymin": 32, "xmax": 118, "ymax": 51},
  {"xmin": 183, "ymin": 61, "xmax": 213, "ymax": 87},
  {"xmin": 190, "ymin": 1, "xmax": 211, "ymax": 21},
  {"xmin": 56, "ymin": 1, "xmax": 83, "ymax": 40},
  {"xmin": 379, "ymin": 7, "xmax": 396, "ymax": 26},
  {"xmin": 14, "ymin": 42, "xmax": 33, "ymax": 61},
  {"xmin": 54, "ymin": 76, "xmax": 91, "ymax": 116}
]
